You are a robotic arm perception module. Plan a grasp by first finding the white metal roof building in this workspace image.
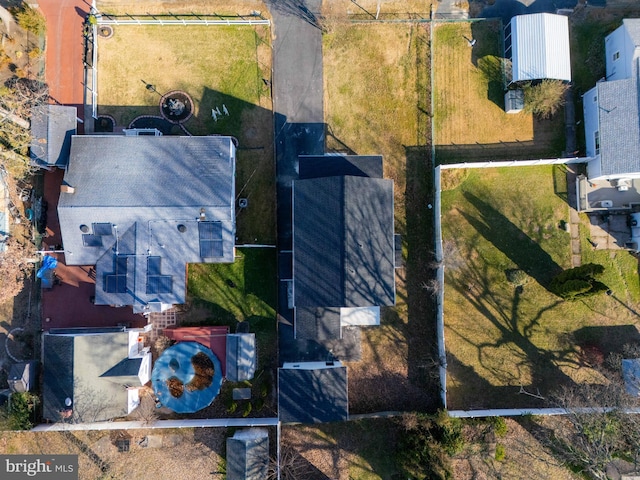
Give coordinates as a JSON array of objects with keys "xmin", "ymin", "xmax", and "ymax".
[{"xmin": 505, "ymin": 13, "xmax": 571, "ymax": 84}]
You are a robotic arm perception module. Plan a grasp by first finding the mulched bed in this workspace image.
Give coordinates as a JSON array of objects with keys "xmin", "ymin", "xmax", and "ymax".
[
  {"xmin": 186, "ymin": 352, "xmax": 214, "ymax": 392},
  {"xmin": 166, "ymin": 376, "xmax": 184, "ymax": 398}
]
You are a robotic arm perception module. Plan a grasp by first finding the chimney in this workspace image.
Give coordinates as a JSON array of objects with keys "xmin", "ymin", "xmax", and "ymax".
[{"xmin": 60, "ymin": 184, "xmax": 75, "ymax": 194}]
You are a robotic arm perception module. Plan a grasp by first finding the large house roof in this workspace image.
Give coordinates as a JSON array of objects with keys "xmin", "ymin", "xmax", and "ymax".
[
  {"xmin": 42, "ymin": 330, "xmax": 151, "ymax": 423},
  {"xmin": 30, "ymin": 105, "xmax": 77, "ymax": 168},
  {"xmin": 278, "ymin": 364, "xmax": 348, "ymax": 424},
  {"xmin": 299, "ymin": 155, "xmax": 383, "ymax": 180},
  {"xmin": 292, "ymin": 175, "xmax": 395, "ymax": 309},
  {"xmin": 509, "ymin": 13, "xmax": 571, "ymax": 83},
  {"xmin": 596, "ymin": 72, "xmax": 640, "ymax": 177},
  {"xmin": 58, "ymin": 135, "xmax": 236, "ymax": 312}
]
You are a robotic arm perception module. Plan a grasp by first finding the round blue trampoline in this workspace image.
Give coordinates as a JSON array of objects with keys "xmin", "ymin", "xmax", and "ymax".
[{"xmin": 152, "ymin": 341, "xmax": 223, "ymax": 413}]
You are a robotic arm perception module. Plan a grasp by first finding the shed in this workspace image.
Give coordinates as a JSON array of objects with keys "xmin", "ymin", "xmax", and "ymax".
[
  {"xmin": 226, "ymin": 428, "xmax": 269, "ymax": 480},
  {"xmin": 30, "ymin": 105, "xmax": 77, "ymax": 168},
  {"xmin": 8, "ymin": 361, "xmax": 37, "ymax": 393},
  {"xmin": 504, "ymin": 89, "xmax": 524, "ymax": 114},
  {"xmin": 226, "ymin": 333, "xmax": 256, "ymax": 382},
  {"xmin": 506, "ymin": 13, "xmax": 571, "ymax": 84}
]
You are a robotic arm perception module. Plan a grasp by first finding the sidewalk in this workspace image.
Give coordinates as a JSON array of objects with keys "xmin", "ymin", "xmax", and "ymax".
[{"xmin": 39, "ymin": 0, "xmax": 88, "ymax": 132}]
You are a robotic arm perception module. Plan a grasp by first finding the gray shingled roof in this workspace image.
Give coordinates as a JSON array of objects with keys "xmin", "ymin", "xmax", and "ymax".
[
  {"xmin": 226, "ymin": 429, "xmax": 269, "ymax": 480},
  {"xmin": 42, "ymin": 331, "xmax": 148, "ymax": 422},
  {"xmin": 30, "ymin": 105, "xmax": 77, "ymax": 168},
  {"xmin": 597, "ymin": 76, "xmax": 640, "ymax": 176},
  {"xmin": 58, "ymin": 135, "xmax": 236, "ymax": 312},
  {"xmin": 298, "ymin": 155, "xmax": 383, "ymax": 179},
  {"xmin": 293, "ymin": 175, "xmax": 395, "ymax": 309},
  {"xmin": 295, "ymin": 306, "xmax": 341, "ymax": 341},
  {"xmin": 623, "ymin": 19, "xmax": 640, "ymax": 47},
  {"xmin": 278, "ymin": 365, "xmax": 348, "ymax": 424}
]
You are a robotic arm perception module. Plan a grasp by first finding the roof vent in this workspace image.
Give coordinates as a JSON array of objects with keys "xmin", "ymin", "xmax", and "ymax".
[
  {"xmin": 199, "ymin": 208, "xmax": 206, "ymax": 221},
  {"xmin": 177, "ymin": 224, "xmax": 187, "ymax": 233},
  {"xmin": 79, "ymin": 224, "xmax": 89, "ymax": 233},
  {"xmin": 238, "ymin": 198, "xmax": 248, "ymax": 208}
]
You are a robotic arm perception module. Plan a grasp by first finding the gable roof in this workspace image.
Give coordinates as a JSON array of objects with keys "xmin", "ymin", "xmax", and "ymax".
[
  {"xmin": 30, "ymin": 105, "xmax": 77, "ymax": 168},
  {"xmin": 226, "ymin": 429, "xmax": 270, "ymax": 480},
  {"xmin": 509, "ymin": 13, "xmax": 571, "ymax": 83},
  {"xmin": 42, "ymin": 330, "xmax": 151, "ymax": 422},
  {"xmin": 299, "ymin": 155, "xmax": 383, "ymax": 179},
  {"xmin": 58, "ymin": 135, "xmax": 236, "ymax": 312},
  {"xmin": 596, "ymin": 70, "xmax": 640, "ymax": 176},
  {"xmin": 278, "ymin": 363, "xmax": 348, "ymax": 424},
  {"xmin": 293, "ymin": 175, "xmax": 395, "ymax": 309}
]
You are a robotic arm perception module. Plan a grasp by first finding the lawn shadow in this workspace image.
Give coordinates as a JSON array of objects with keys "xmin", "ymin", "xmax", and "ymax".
[
  {"xmin": 445, "ymin": 233, "xmax": 579, "ymax": 409},
  {"xmin": 460, "ymin": 191, "xmax": 563, "ymax": 289},
  {"xmin": 573, "ymin": 324, "xmax": 640, "ymax": 359}
]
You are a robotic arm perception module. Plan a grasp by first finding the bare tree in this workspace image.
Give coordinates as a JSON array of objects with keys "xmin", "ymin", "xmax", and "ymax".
[{"xmin": 544, "ymin": 378, "xmax": 640, "ymax": 479}]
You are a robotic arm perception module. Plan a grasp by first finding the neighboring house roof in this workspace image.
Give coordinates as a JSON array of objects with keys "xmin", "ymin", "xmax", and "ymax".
[
  {"xmin": 299, "ymin": 155, "xmax": 383, "ymax": 180},
  {"xmin": 30, "ymin": 105, "xmax": 77, "ymax": 168},
  {"xmin": 58, "ymin": 135, "xmax": 236, "ymax": 313},
  {"xmin": 622, "ymin": 358, "xmax": 640, "ymax": 396},
  {"xmin": 595, "ymin": 74, "xmax": 640, "ymax": 177},
  {"xmin": 226, "ymin": 428, "xmax": 270, "ymax": 480},
  {"xmin": 42, "ymin": 329, "xmax": 151, "ymax": 422},
  {"xmin": 293, "ymin": 175, "xmax": 395, "ymax": 309},
  {"xmin": 278, "ymin": 363, "xmax": 348, "ymax": 424},
  {"xmin": 508, "ymin": 13, "xmax": 571, "ymax": 83},
  {"xmin": 226, "ymin": 333, "xmax": 256, "ymax": 382},
  {"xmin": 622, "ymin": 18, "xmax": 640, "ymax": 47}
]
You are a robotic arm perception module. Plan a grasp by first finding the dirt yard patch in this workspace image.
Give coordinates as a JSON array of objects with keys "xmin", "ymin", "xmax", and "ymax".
[{"xmin": 0, "ymin": 428, "xmax": 228, "ymax": 480}]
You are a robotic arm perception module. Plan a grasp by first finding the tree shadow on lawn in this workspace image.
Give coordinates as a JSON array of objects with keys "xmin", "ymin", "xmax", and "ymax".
[
  {"xmin": 460, "ymin": 191, "xmax": 563, "ymax": 290},
  {"xmin": 445, "ymin": 236, "xmax": 579, "ymax": 409}
]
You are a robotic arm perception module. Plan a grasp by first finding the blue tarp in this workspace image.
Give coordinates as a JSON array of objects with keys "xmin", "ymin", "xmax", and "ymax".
[{"xmin": 37, "ymin": 255, "xmax": 58, "ymax": 288}]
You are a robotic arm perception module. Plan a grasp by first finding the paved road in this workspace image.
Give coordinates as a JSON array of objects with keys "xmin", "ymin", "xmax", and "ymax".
[
  {"xmin": 478, "ymin": 0, "xmax": 578, "ymax": 22},
  {"xmin": 39, "ymin": 0, "xmax": 87, "ymax": 130}
]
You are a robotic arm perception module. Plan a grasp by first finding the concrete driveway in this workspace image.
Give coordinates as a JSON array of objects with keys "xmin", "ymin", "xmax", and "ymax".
[{"xmin": 477, "ymin": 0, "xmax": 578, "ymax": 22}]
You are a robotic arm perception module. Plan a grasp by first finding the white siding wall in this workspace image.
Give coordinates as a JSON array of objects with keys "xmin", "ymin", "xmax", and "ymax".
[
  {"xmin": 605, "ymin": 24, "xmax": 637, "ymax": 80},
  {"xmin": 583, "ymin": 86, "xmax": 600, "ymax": 158}
]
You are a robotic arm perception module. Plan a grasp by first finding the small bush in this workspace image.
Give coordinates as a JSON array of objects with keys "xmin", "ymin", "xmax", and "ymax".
[
  {"xmin": 6, "ymin": 392, "xmax": 39, "ymax": 430},
  {"xmin": 14, "ymin": 6, "xmax": 46, "ymax": 36},
  {"xmin": 495, "ymin": 443, "xmax": 506, "ymax": 462},
  {"xmin": 491, "ymin": 417, "xmax": 508, "ymax": 437},
  {"xmin": 227, "ymin": 401, "xmax": 237, "ymax": 414},
  {"xmin": 28, "ymin": 47, "xmax": 42, "ymax": 59},
  {"xmin": 523, "ymin": 79, "xmax": 569, "ymax": 119},
  {"xmin": 505, "ymin": 269, "xmax": 528, "ymax": 287},
  {"xmin": 242, "ymin": 402, "xmax": 252, "ymax": 417}
]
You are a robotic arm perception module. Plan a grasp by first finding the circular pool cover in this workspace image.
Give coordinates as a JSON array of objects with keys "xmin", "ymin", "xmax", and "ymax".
[{"xmin": 152, "ymin": 342, "xmax": 223, "ymax": 413}]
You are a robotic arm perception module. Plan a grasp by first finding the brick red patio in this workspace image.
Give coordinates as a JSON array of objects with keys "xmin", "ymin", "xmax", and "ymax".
[
  {"xmin": 41, "ymin": 170, "xmax": 146, "ymax": 331},
  {"xmin": 163, "ymin": 326, "xmax": 229, "ymax": 376}
]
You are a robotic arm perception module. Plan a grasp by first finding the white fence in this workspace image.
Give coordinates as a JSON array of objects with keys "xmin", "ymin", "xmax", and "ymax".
[
  {"xmin": 32, "ymin": 417, "xmax": 279, "ymax": 432},
  {"xmin": 439, "ymin": 156, "xmax": 590, "ymax": 170},
  {"xmin": 434, "ymin": 166, "xmax": 447, "ymax": 409},
  {"xmin": 96, "ymin": 14, "xmax": 270, "ymax": 26}
]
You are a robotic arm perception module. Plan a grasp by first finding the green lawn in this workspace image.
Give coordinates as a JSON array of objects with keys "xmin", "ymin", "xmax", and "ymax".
[
  {"xmin": 186, "ymin": 247, "xmax": 277, "ymax": 367},
  {"xmin": 97, "ymin": 24, "xmax": 275, "ymax": 244},
  {"xmin": 433, "ymin": 21, "xmax": 564, "ymax": 163},
  {"xmin": 441, "ymin": 166, "xmax": 640, "ymax": 409}
]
